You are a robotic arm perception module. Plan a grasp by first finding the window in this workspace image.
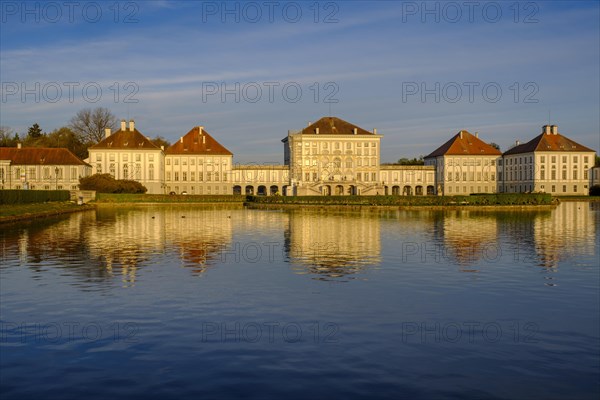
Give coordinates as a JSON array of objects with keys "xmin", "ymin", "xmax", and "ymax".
[
  {"xmin": 540, "ymin": 156, "xmax": 545, "ymax": 163},
  {"xmin": 183, "ymin": 172, "xmax": 187, "ymax": 181},
  {"xmin": 123, "ymin": 164, "xmax": 128, "ymax": 178},
  {"xmin": 174, "ymin": 172, "xmax": 179, "ymax": 181},
  {"xmin": 149, "ymin": 155, "xmax": 154, "ymax": 162},
  {"xmin": 166, "ymin": 159, "xmax": 171, "ymax": 165},
  {"xmin": 574, "ymin": 185, "xmax": 578, "ymax": 192},
  {"xmin": 96, "ymin": 164, "xmax": 102, "ymax": 174},
  {"xmin": 191, "ymin": 159, "xmax": 195, "ymax": 165},
  {"xmin": 584, "ymin": 170, "xmax": 588, "ymax": 179},
  {"xmin": 191, "ymin": 172, "xmax": 195, "ymax": 181},
  {"xmin": 551, "ymin": 156, "xmax": 556, "ymax": 163},
  {"xmin": 584, "ymin": 156, "xmax": 589, "ymax": 163},
  {"xmin": 71, "ymin": 167, "xmax": 77, "ymax": 181},
  {"xmin": 562, "ymin": 156, "xmax": 567, "ymax": 163},
  {"xmin": 136, "ymin": 154, "xmax": 141, "ymax": 162},
  {"xmin": 149, "ymin": 164, "xmax": 155, "ymax": 180},
  {"xmin": 551, "ymin": 185, "xmax": 555, "ymax": 192},
  {"xmin": 96, "ymin": 154, "xmax": 102, "ymax": 161},
  {"xmin": 29, "ymin": 168, "xmax": 36, "ymax": 180},
  {"xmin": 573, "ymin": 170, "xmax": 577, "ymax": 180},
  {"xmin": 562, "ymin": 185, "xmax": 566, "ymax": 193},
  {"xmin": 573, "ymin": 156, "xmax": 578, "ymax": 163},
  {"xmin": 109, "ymin": 154, "xmax": 115, "ymax": 161},
  {"xmin": 175, "ymin": 159, "xmax": 179, "ymax": 165},
  {"xmin": 215, "ymin": 172, "xmax": 219, "ymax": 181}
]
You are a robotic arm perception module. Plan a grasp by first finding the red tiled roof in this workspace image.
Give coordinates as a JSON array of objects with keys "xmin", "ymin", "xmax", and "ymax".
[
  {"xmin": 425, "ymin": 130, "xmax": 501, "ymax": 158},
  {"xmin": 301, "ymin": 117, "xmax": 376, "ymax": 135},
  {"xmin": 165, "ymin": 126, "xmax": 232, "ymax": 155},
  {"xmin": 0, "ymin": 147, "xmax": 89, "ymax": 165},
  {"xmin": 90, "ymin": 128, "xmax": 159, "ymax": 150},
  {"xmin": 503, "ymin": 130, "xmax": 595, "ymax": 155}
]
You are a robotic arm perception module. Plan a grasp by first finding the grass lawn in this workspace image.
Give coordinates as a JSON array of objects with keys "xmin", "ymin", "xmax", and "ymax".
[{"xmin": 0, "ymin": 202, "xmax": 92, "ymax": 221}]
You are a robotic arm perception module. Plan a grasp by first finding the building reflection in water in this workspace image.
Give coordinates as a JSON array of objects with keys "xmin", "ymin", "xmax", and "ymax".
[
  {"xmin": 532, "ymin": 201, "xmax": 597, "ymax": 270},
  {"xmin": 434, "ymin": 210, "xmax": 501, "ymax": 272},
  {"xmin": 1, "ymin": 202, "xmax": 595, "ymax": 288},
  {"xmin": 283, "ymin": 209, "xmax": 381, "ymax": 282}
]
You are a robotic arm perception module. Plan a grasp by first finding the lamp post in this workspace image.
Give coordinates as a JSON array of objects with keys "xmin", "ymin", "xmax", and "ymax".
[{"xmin": 55, "ymin": 167, "xmax": 59, "ymax": 190}]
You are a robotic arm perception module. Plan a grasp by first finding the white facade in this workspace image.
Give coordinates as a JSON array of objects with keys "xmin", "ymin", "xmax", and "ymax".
[
  {"xmin": 87, "ymin": 120, "xmax": 165, "ymax": 194},
  {"xmin": 501, "ymin": 125, "xmax": 596, "ymax": 195}
]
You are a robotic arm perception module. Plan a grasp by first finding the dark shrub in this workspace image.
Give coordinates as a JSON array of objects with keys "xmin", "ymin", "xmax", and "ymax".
[{"xmin": 79, "ymin": 174, "xmax": 147, "ymax": 194}]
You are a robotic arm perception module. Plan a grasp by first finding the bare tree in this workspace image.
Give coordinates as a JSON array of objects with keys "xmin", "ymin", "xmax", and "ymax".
[{"xmin": 70, "ymin": 107, "xmax": 118, "ymax": 144}]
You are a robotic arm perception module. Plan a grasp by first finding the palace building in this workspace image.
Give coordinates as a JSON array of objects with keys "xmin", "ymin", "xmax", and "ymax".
[
  {"xmin": 424, "ymin": 130, "xmax": 502, "ymax": 195},
  {"xmin": 0, "ymin": 145, "xmax": 91, "ymax": 190},
  {"xmin": 3, "ymin": 118, "xmax": 597, "ymax": 196},
  {"xmin": 501, "ymin": 125, "xmax": 596, "ymax": 195},
  {"xmin": 88, "ymin": 120, "xmax": 165, "ymax": 194},
  {"xmin": 164, "ymin": 126, "xmax": 233, "ymax": 195}
]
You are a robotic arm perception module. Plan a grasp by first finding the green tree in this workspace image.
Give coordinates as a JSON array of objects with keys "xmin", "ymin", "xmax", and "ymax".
[
  {"xmin": 0, "ymin": 126, "xmax": 19, "ymax": 147},
  {"xmin": 489, "ymin": 142, "xmax": 501, "ymax": 151},
  {"xmin": 46, "ymin": 127, "xmax": 89, "ymax": 159},
  {"xmin": 27, "ymin": 123, "xmax": 43, "ymax": 138},
  {"xmin": 396, "ymin": 156, "xmax": 424, "ymax": 165},
  {"xmin": 151, "ymin": 136, "xmax": 170, "ymax": 149}
]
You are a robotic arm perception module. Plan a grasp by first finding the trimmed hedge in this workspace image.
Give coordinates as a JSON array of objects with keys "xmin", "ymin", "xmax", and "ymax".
[
  {"xmin": 96, "ymin": 193, "xmax": 247, "ymax": 203},
  {"xmin": 245, "ymin": 193, "xmax": 553, "ymax": 206},
  {"xmin": 0, "ymin": 189, "xmax": 70, "ymax": 205}
]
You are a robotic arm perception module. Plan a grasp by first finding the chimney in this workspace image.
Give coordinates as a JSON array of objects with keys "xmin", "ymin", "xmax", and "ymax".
[
  {"xmin": 315, "ymin": 128, "xmax": 319, "ymax": 134},
  {"xmin": 129, "ymin": 120, "xmax": 135, "ymax": 131},
  {"xmin": 17, "ymin": 143, "xmax": 22, "ymax": 149},
  {"xmin": 551, "ymin": 125, "xmax": 558, "ymax": 135},
  {"xmin": 105, "ymin": 128, "xmax": 111, "ymax": 138},
  {"xmin": 353, "ymin": 128, "xmax": 357, "ymax": 135},
  {"xmin": 120, "ymin": 120, "xmax": 126, "ymax": 131},
  {"xmin": 373, "ymin": 128, "xmax": 377, "ymax": 135},
  {"xmin": 543, "ymin": 125, "xmax": 551, "ymax": 135},
  {"xmin": 160, "ymin": 145, "xmax": 164, "ymax": 151},
  {"xmin": 475, "ymin": 132, "xmax": 479, "ymax": 138},
  {"xmin": 516, "ymin": 140, "xmax": 520, "ymax": 146},
  {"xmin": 180, "ymin": 137, "xmax": 183, "ymax": 144},
  {"xmin": 308, "ymin": 122, "xmax": 312, "ymax": 127},
  {"xmin": 198, "ymin": 126, "xmax": 204, "ymax": 134},
  {"xmin": 460, "ymin": 131, "xmax": 463, "ymax": 139},
  {"xmin": 203, "ymin": 136, "xmax": 206, "ymax": 144}
]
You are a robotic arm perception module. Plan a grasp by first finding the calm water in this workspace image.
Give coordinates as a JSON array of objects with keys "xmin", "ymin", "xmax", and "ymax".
[{"xmin": 1, "ymin": 202, "xmax": 599, "ymax": 399}]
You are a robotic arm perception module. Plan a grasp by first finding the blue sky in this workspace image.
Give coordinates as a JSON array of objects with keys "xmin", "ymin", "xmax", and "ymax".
[{"xmin": 1, "ymin": 0, "xmax": 598, "ymax": 163}]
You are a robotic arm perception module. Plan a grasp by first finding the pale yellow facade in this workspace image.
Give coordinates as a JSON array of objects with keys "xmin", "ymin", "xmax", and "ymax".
[
  {"xmin": 425, "ymin": 155, "xmax": 501, "ymax": 195},
  {"xmin": 165, "ymin": 154, "xmax": 233, "ymax": 195}
]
